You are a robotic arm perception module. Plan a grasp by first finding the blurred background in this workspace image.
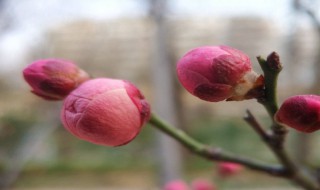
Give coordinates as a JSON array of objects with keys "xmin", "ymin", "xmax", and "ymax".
[{"xmin": 1, "ymin": 0, "xmax": 320, "ymax": 189}]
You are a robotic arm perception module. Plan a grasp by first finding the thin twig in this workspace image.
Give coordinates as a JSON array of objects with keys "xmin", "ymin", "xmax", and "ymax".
[
  {"xmin": 244, "ymin": 109, "xmax": 271, "ymax": 142},
  {"xmin": 244, "ymin": 109, "xmax": 319, "ymax": 189},
  {"xmin": 202, "ymin": 147, "xmax": 286, "ymax": 177},
  {"xmin": 149, "ymin": 113, "xmax": 287, "ymax": 177}
]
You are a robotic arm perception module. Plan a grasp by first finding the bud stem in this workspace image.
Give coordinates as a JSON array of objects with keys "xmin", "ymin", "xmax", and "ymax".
[
  {"xmin": 256, "ymin": 54, "xmax": 288, "ymax": 144},
  {"xmin": 256, "ymin": 54, "xmax": 280, "ymax": 119},
  {"xmin": 149, "ymin": 113, "xmax": 287, "ymax": 176}
]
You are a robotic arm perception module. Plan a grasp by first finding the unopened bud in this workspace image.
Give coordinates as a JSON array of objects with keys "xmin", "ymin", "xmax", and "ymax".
[
  {"xmin": 218, "ymin": 162, "xmax": 243, "ymax": 177},
  {"xmin": 164, "ymin": 180, "xmax": 189, "ymax": 190},
  {"xmin": 266, "ymin": 52, "xmax": 282, "ymax": 71},
  {"xmin": 275, "ymin": 95, "xmax": 320, "ymax": 133},
  {"xmin": 176, "ymin": 45, "xmax": 263, "ymax": 102},
  {"xmin": 191, "ymin": 179, "xmax": 216, "ymax": 190},
  {"xmin": 61, "ymin": 78, "xmax": 150, "ymax": 146},
  {"xmin": 23, "ymin": 59, "xmax": 89, "ymax": 100}
]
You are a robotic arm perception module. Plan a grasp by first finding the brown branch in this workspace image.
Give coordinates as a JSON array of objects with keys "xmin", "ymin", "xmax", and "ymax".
[
  {"xmin": 244, "ymin": 109, "xmax": 320, "ymax": 190},
  {"xmin": 149, "ymin": 113, "xmax": 287, "ymax": 177},
  {"xmin": 201, "ymin": 147, "xmax": 287, "ymax": 177},
  {"xmin": 244, "ymin": 109, "xmax": 271, "ymax": 142}
]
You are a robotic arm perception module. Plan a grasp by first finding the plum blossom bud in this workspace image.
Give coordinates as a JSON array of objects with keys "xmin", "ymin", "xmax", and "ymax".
[
  {"xmin": 218, "ymin": 162, "xmax": 243, "ymax": 177},
  {"xmin": 61, "ymin": 78, "xmax": 150, "ymax": 146},
  {"xmin": 275, "ymin": 95, "xmax": 320, "ymax": 133},
  {"xmin": 176, "ymin": 45, "xmax": 263, "ymax": 102},
  {"xmin": 164, "ymin": 180, "xmax": 189, "ymax": 190},
  {"xmin": 191, "ymin": 179, "xmax": 216, "ymax": 190},
  {"xmin": 23, "ymin": 59, "xmax": 89, "ymax": 100}
]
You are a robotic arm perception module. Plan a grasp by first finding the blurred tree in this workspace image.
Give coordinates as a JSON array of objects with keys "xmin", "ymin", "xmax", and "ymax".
[
  {"xmin": 148, "ymin": 0, "xmax": 182, "ymax": 185},
  {"xmin": 290, "ymin": 0, "xmax": 320, "ymax": 165},
  {"xmin": 0, "ymin": 0, "xmax": 12, "ymax": 33}
]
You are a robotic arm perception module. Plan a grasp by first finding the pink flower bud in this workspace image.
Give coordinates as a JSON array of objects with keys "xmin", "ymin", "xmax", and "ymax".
[
  {"xmin": 191, "ymin": 179, "xmax": 216, "ymax": 190},
  {"xmin": 176, "ymin": 45, "xmax": 263, "ymax": 102},
  {"xmin": 164, "ymin": 180, "xmax": 189, "ymax": 190},
  {"xmin": 23, "ymin": 59, "xmax": 90, "ymax": 100},
  {"xmin": 60, "ymin": 78, "xmax": 150, "ymax": 146},
  {"xmin": 275, "ymin": 95, "xmax": 320, "ymax": 133},
  {"xmin": 218, "ymin": 162, "xmax": 243, "ymax": 177}
]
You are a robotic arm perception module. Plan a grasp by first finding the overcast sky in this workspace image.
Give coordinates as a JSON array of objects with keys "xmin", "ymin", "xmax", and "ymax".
[{"xmin": 4, "ymin": 0, "xmax": 293, "ymax": 29}]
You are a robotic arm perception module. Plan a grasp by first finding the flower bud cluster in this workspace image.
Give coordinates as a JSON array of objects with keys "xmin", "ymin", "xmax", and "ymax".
[
  {"xmin": 23, "ymin": 59, "xmax": 150, "ymax": 146},
  {"xmin": 24, "ymin": 45, "xmax": 320, "ymax": 150}
]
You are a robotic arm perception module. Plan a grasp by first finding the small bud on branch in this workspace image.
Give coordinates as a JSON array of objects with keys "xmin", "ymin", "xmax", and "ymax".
[
  {"xmin": 275, "ymin": 95, "xmax": 320, "ymax": 133},
  {"xmin": 266, "ymin": 52, "xmax": 283, "ymax": 72},
  {"xmin": 23, "ymin": 59, "xmax": 89, "ymax": 100},
  {"xmin": 176, "ymin": 45, "xmax": 263, "ymax": 102}
]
